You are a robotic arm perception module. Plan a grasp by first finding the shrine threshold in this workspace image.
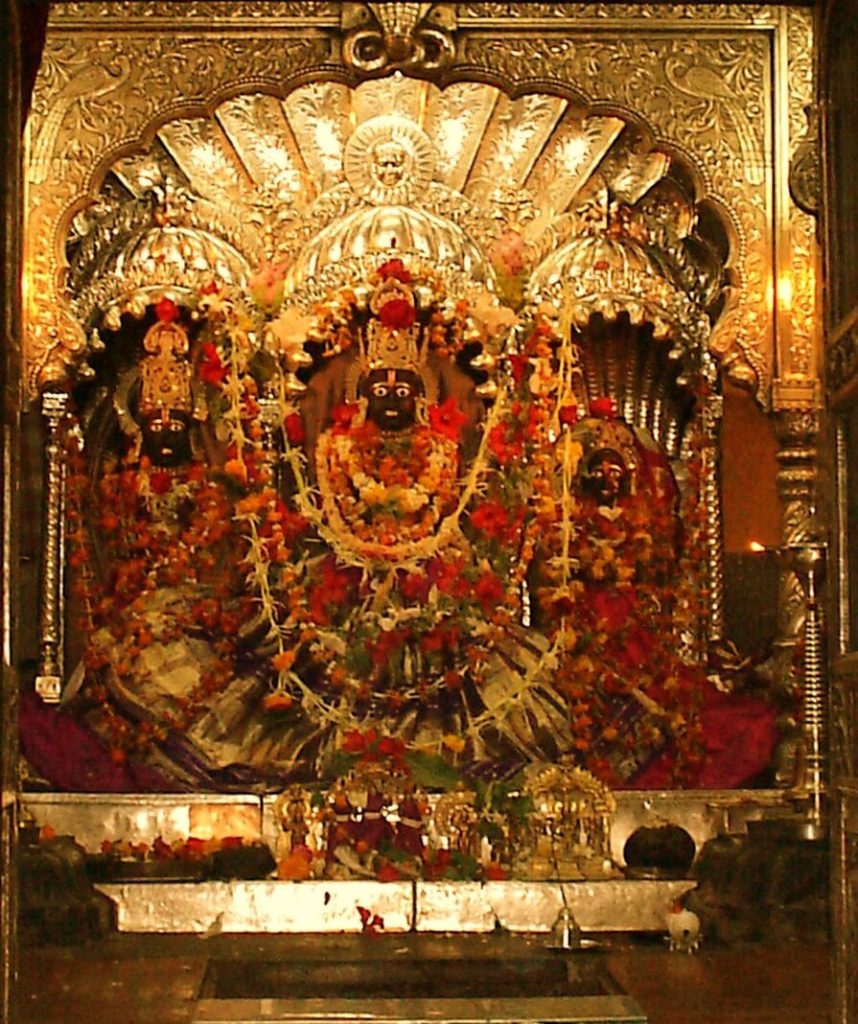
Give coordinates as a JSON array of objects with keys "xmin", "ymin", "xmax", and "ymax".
[{"xmin": 19, "ymin": 39, "xmax": 818, "ymax": 1024}]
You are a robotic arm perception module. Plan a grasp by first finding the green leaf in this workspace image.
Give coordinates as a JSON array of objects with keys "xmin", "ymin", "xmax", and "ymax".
[
  {"xmin": 249, "ymin": 349, "xmax": 278, "ymax": 385},
  {"xmin": 404, "ymin": 750, "xmax": 464, "ymax": 790},
  {"xmin": 448, "ymin": 851, "xmax": 481, "ymax": 880},
  {"xmin": 321, "ymin": 749, "xmax": 358, "ymax": 780},
  {"xmin": 478, "ymin": 819, "xmax": 504, "ymax": 841},
  {"xmin": 345, "ymin": 643, "xmax": 372, "ymax": 676}
]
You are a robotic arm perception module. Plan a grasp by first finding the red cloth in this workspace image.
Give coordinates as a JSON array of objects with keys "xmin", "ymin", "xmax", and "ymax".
[
  {"xmin": 629, "ymin": 687, "xmax": 780, "ymax": 789},
  {"xmin": 19, "ymin": 689, "xmax": 179, "ymax": 792}
]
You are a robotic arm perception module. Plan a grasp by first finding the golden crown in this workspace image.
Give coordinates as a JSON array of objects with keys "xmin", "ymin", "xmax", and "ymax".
[{"xmin": 139, "ymin": 319, "xmax": 192, "ymax": 417}]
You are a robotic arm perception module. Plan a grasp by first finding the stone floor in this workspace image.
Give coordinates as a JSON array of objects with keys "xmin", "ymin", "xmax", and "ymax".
[{"xmin": 15, "ymin": 933, "xmax": 831, "ymax": 1024}]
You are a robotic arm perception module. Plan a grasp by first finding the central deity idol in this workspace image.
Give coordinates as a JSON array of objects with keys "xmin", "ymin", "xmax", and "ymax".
[{"xmin": 312, "ymin": 259, "xmax": 472, "ymax": 562}]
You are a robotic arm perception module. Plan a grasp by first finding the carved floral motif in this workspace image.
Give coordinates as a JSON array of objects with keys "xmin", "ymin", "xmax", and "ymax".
[
  {"xmin": 51, "ymin": 2, "xmax": 340, "ymax": 21},
  {"xmin": 460, "ymin": 32, "xmax": 771, "ymax": 398},
  {"xmin": 458, "ymin": 4, "xmax": 775, "ymax": 21},
  {"xmin": 26, "ymin": 33, "xmax": 331, "ymax": 391},
  {"xmin": 784, "ymin": 8, "xmax": 818, "ymax": 384}
]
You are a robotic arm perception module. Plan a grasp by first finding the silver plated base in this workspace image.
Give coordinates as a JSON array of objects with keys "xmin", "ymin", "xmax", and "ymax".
[{"xmin": 96, "ymin": 878, "xmax": 695, "ymax": 934}]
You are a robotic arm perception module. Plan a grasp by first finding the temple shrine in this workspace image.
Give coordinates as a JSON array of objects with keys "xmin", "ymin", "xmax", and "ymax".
[{"xmin": 2, "ymin": 3, "xmax": 857, "ymax": 1023}]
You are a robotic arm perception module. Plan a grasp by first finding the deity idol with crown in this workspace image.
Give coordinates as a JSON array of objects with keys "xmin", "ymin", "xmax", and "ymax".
[
  {"xmin": 248, "ymin": 254, "xmax": 526, "ymax": 770},
  {"xmin": 313, "ymin": 259, "xmax": 472, "ymax": 561},
  {"xmin": 57, "ymin": 296, "xmax": 298, "ymax": 791}
]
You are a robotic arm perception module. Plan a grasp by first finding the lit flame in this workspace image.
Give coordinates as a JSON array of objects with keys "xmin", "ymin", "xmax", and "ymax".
[
  {"xmin": 777, "ymin": 274, "xmax": 793, "ymax": 312},
  {"xmin": 748, "ymin": 540, "xmax": 766, "ymax": 553}
]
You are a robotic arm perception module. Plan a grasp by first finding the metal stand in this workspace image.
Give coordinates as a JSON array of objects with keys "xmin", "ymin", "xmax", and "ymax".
[
  {"xmin": 787, "ymin": 541, "xmax": 828, "ymax": 840},
  {"xmin": 34, "ymin": 389, "xmax": 68, "ymax": 704}
]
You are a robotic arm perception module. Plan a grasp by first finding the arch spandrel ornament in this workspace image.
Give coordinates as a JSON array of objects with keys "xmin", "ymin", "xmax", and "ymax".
[
  {"xmin": 25, "ymin": 29, "xmax": 334, "ymax": 391},
  {"xmin": 25, "ymin": 2, "xmax": 818, "ymax": 412}
]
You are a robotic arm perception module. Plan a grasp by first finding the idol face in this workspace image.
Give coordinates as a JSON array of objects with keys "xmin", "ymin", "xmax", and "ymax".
[
  {"xmin": 141, "ymin": 409, "xmax": 192, "ymax": 467},
  {"xmin": 362, "ymin": 368, "xmax": 422, "ymax": 432},
  {"xmin": 371, "ymin": 140, "xmax": 408, "ymax": 188},
  {"xmin": 581, "ymin": 447, "xmax": 630, "ymax": 506}
]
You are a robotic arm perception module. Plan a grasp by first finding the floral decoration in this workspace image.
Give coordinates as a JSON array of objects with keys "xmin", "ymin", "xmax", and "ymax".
[{"xmin": 63, "ymin": 248, "xmax": 720, "ymax": 804}]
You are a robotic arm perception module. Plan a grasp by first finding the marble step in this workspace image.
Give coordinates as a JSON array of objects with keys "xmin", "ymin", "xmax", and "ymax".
[
  {"xmin": 96, "ymin": 878, "xmax": 694, "ymax": 934},
  {"xmin": 194, "ymin": 952, "xmax": 646, "ymax": 1023}
]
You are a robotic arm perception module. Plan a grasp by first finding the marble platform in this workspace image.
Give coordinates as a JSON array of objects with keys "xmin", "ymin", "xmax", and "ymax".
[{"xmin": 96, "ymin": 878, "xmax": 695, "ymax": 934}]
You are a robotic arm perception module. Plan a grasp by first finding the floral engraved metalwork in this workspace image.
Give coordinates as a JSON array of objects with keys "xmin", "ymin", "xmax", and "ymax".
[
  {"xmin": 770, "ymin": 408, "xmax": 821, "ymax": 658},
  {"xmin": 24, "ymin": 1, "xmax": 818, "ymax": 417},
  {"xmin": 51, "ymin": 2, "xmax": 340, "ymax": 22},
  {"xmin": 457, "ymin": 5, "xmax": 777, "ymax": 21},
  {"xmin": 25, "ymin": 30, "xmax": 331, "ymax": 391},
  {"xmin": 782, "ymin": 8, "xmax": 818, "ymax": 388},
  {"xmin": 342, "ymin": 3, "xmax": 456, "ymax": 75},
  {"xmin": 460, "ymin": 31, "xmax": 773, "ymax": 402},
  {"xmin": 34, "ymin": 390, "xmax": 69, "ymax": 704}
]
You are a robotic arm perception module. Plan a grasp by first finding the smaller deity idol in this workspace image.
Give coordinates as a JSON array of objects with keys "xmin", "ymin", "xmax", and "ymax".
[
  {"xmin": 528, "ymin": 409, "xmax": 699, "ymax": 785},
  {"xmin": 61, "ymin": 300, "xmax": 306, "ymax": 791},
  {"xmin": 579, "ymin": 445, "xmax": 633, "ymax": 508},
  {"xmin": 135, "ymin": 301, "xmax": 199, "ymax": 466}
]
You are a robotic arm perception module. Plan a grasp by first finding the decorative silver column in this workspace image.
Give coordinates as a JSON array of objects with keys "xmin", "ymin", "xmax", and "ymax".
[
  {"xmin": 764, "ymin": 407, "xmax": 823, "ymax": 793},
  {"xmin": 773, "ymin": 408, "xmax": 821, "ymax": 658},
  {"xmin": 701, "ymin": 392, "xmax": 725, "ymax": 644},
  {"xmin": 788, "ymin": 542, "xmax": 827, "ymax": 837},
  {"xmin": 34, "ymin": 389, "xmax": 69, "ymax": 704}
]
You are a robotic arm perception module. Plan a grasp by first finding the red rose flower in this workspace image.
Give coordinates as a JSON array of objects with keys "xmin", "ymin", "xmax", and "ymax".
[
  {"xmin": 283, "ymin": 412, "xmax": 305, "ymax": 445},
  {"xmin": 377, "ymin": 735, "xmax": 406, "ymax": 761},
  {"xmin": 428, "ymin": 558, "xmax": 469, "ymax": 598},
  {"xmin": 280, "ymin": 508, "xmax": 310, "ymax": 544},
  {"xmin": 368, "ymin": 627, "xmax": 410, "ymax": 669},
  {"xmin": 377, "ymin": 861, "xmax": 403, "ymax": 882},
  {"xmin": 149, "ymin": 470, "xmax": 172, "ymax": 495},
  {"xmin": 377, "ymin": 258, "xmax": 412, "ymax": 283},
  {"xmin": 379, "ymin": 298, "xmax": 416, "ymax": 331},
  {"xmin": 198, "ymin": 342, "xmax": 227, "ymax": 385},
  {"xmin": 559, "ymin": 405, "xmax": 579, "ymax": 427},
  {"xmin": 155, "ymin": 297, "xmax": 179, "ymax": 323},
  {"xmin": 400, "ymin": 571, "xmax": 431, "ymax": 603},
  {"xmin": 508, "ymin": 352, "xmax": 530, "ymax": 386},
  {"xmin": 330, "ymin": 403, "xmax": 360, "ymax": 434},
  {"xmin": 428, "ymin": 397, "xmax": 467, "ymax": 442},
  {"xmin": 474, "ymin": 570, "xmax": 505, "ymax": 610},
  {"xmin": 488, "ymin": 422, "xmax": 524, "ymax": 466},
  {"xmin": 589, "ymin": 396, "xmax": 616, "ymax": 419},
  {"xmin": 342, "ymin": 729, "xmax": 367, "ymax": 754},
  {"xmin": 470, "ymin": 500, "xmax": 511, "ymax": 543}
]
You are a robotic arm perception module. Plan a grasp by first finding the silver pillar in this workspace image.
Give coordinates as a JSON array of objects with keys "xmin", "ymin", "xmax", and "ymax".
[
  {"xmin": 34, "ymin": 389, "xmax": 68, "ymax": 704},
  {"xmin": 788, "ymin": 541, "xmax": 828, "ymax": 838}
]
